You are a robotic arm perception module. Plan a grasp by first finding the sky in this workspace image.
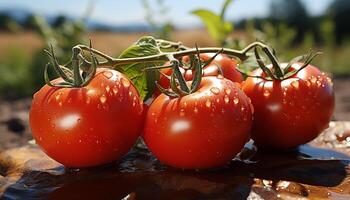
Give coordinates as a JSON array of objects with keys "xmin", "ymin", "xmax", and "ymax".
[{"xmin": 0, "ymin": 0, "xmax": 334, "ymax": 28}]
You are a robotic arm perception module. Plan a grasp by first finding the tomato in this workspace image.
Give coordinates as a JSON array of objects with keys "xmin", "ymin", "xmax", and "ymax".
[
  {"xmin": 29, "ymin": 68, "xmax": 144, "ymax": 167},
  {"xmin": 144, "ymin": 77, "xmax": 252, "ymax": 169},
  {"xmin": 155, "ymin": 53, "xmax": 243, "ymax": 96},
  {"xmin": 242, "ymin": 63, "xmax": 335, "ymax": 149}
]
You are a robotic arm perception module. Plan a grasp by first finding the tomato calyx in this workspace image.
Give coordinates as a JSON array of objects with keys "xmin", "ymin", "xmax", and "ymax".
[
  {"xmin": 149, "ymin": 46, "xmax": 224, "ymax": 98},
  {"xmin": 44, "ymin": 41, "xmax": 98, "ymax": 88},
  {"xmin": 241, "ymin": 43, "xmax": 322, "ymax": 81}
]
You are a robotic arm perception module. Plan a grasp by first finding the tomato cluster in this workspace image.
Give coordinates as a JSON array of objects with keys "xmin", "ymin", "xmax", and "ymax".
[{"xmin": 30, "ymin": 46, "xmax": 334, "ymax": 169}]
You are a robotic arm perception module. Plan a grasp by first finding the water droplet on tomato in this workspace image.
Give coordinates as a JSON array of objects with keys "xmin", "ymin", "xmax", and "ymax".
[
  {"xmin": 96, "ymin": 140, "xmax": 100, "ymax": 144},
  {"xmin": 103, "ymin": 71, "xmax": 113, "ymax": 79},
  {"xmin": 51, "ymin": 124, "xmax": 56, "ymax": 128},
  {"xmin": 58, "ymin": 102, "xmax": 62, "ymax": 106},
  {"xmin": 210, "ymin": 87, "xmax": 220, "ymax": 95},
  {"xmin": 216, "ymin": 98, "xmax": 220, "ymax": 103},
  {"xmin": 183, "ymin": 101, "xmax": 188, "ymax": 107},
  {"xmin": 179, "ymin": 109, "xmax": 185, "ymax": 116},
  {"xmin": 105, "ymin": 85, "xmax": 110, "ymax": 92},
  {"xmin": 194, "ymin": 107, "xmax": 198, "ymax": 113},
  {"xmin": 205, "ymin": 99, "xmax": 212, "ymax": 107},
  {"xmin": 129, "ymin": 91, "xmax": 133, "ymax": 97},
  {"xmin": 86, "ymin": 97, "xmax": 91, "ymax": 104},
  {"xmin": 233, "ymin": 97, "xmax": 239, "ymax": 105},
  {"xmin": 291, "ymin": 80, "xmax": 299, "ymax": 88},
  {"xmin": 316, "ymin": 80, "xmax": 322, "ymax": 87},
  {"xmin": 221, "ymin": 108, "xmax": 225, "ymax": 113},
  {"xmin": 112, "ymin": 86, "xmax": 118, "ymax": 94},
  {"xmin": 121, "ymin": 78, "xmax": 131, "ymax": 88},
  {"xmin": 225, "ymin": 88, "xmax": 232, "ymax": 95},
  {"xmin": 282, "ymin": 98, "xmax": 287, "ymax": 104},
  {"xmin": 100, "ymin": 94, "xmax": 107, "ymax": 104},
  {"xmin": 38, "ymin": 137, "xmax": 42, "ymax": 141},
  {"xmin": 263, "ymin": 90, "xmax": 270, "ymax": 97},
  {"xmin": 241, "ymin": 106, "xmax": 246, "ymax": 111},
  {"xmin": 56, "ymin": 141, "xmax": 60, "ymax": 144},
  {"xmin": 306, "ymin": 80, "xmax": 311, "ymax": 87},
  {"xmin": 326, "ymin": 77, "xmax": 332, "ymax": 84},
  {"xmin": 224, "ymin": 95, "xmax": 230, "ymax": 103},
  {"xmin": 310, "ymin": 76, "xmax": 317, "ymax": 84},
  {"xmin": 55, "ymin": 93, "xmax": 61, "ymax": 101},
  {"xmin": 78, "ymin": 139, "xmax": 82, "ymax": 143}
]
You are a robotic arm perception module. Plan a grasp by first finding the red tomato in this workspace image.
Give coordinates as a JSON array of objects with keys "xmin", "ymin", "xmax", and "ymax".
[
  {"xmin": 29, "ymin": 68, "xmax": 144, "ymax": 167},
  {"xmin": 242, "ymin": 63, "xmax": 335, "ymax": 149},
  {"xmin": 155, "ymin": 53, "xmax": 243, "ymax": 96},
  {"xmin": 144, "ymin": 77, "xmax": 252, "ymax": 169}
]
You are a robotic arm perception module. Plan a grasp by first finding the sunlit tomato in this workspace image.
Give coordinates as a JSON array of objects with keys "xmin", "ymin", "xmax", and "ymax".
[
  {"xmin": 242, "ymin": 63, "xmax": 335, "ymax": 149},
  {"xmin": 156, "ymin": 53, "xmax": 243, "ymax": 96},
  {"xmin": 29, "ymin": 68, "xmax": 144, "ymax": 167},
  {"xmin": 144, "ymin": 77, "xmax": 252, "ymax": 169}
]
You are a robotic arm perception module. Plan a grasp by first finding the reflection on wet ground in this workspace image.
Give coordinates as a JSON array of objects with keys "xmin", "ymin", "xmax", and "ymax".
[{"xmin": 1, "ymin": 122, "xmax": 350, "ymax": 200}]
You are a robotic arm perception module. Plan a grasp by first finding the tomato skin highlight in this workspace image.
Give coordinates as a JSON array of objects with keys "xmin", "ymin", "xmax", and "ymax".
[
  {"xmin": 29, "ymin": 68, "xmax": 144, "ymax": 168},
  {"xmin": 242, "ymin": 63, "xmax": 335, "ymax": 149},
  {"xmin": 144, "ymin": 77, "xmax": 252, "ymax": 169}
]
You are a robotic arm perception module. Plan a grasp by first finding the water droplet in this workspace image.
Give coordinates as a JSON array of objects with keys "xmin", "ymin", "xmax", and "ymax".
[
  {"xmin": 210, "ymin": 87, "xmax": 220, "ymax": 95},
  {"xmin": 216, "ymin": 98, "xmax": 220, "ymax": 103},
  {"xmin": 96, "ymin": 140, "xmax": 100, "ymax": 144},
  {"xmin": 310, "ymin": 76, "xmax": 317, "ymax": 84},
  {"xmin": 194, "ymin": 107, "xmax": 198, "ymax": 113},
  {"xmin": 225, "ymin": 88, "xmax": 232, "ymax": 95},
  {"xmin": 100, "ymin": 95, "xmax": 107, "ymax": 104},
  {"xmin": 217, "ymin": 74, "xmax": 224, "ymax": 79},
  {"xmin": 112, "ymin": 86, "xmax": 118, "ymax": 94},
  {"xmin": 78, "ymin": 139, "xmax": 82, "ymax": 143},
  {"xmin": 103, "ymin": 71, "xmax": 113, "ymax": 79},
  {"xmin": 316, "ymin": 80, "xmax": 322, "ymax": 87},
  {"xmin": 179, "ymin": 109, "xmax": 185, "ymax": 116},
  {"xmin": 221, "ymin": 108, "xmax": 225, "ymax": 113},
  {"xmin": 121, "ymin": 78, "xmax": 131, "ymax": 88},
  {"xmin": 129, "ymin": 91, "xmax": 133, "ymax": 96},
  {"xmin": 51, "ymin": 124, "xmax": 56, "ymax": 128},
  {"xmin": 282, "ymin": 98, "xmax": 287, "ymax": 104},
  {"xmin": 233, "ymin": 97, "xmax": 239, "ymax": 105},
  {"xmin": 86, "ymin": 97, "xmax": 91, "ymax": 104},
  {"xmin": 291, "ymin": 80, "xmax": 299, "ymax": 88},
  {"xmin": 241, "ymin": 106, "xmax": 246, "ymax": 111},
  {"xmin": 55, "ymin": 93, "xmax": 61, "ymax": 101},
  {"xmin": 105, "ymin": 85, "xmax": 110, "ymax": 92},
  {"xmin": 263, "ymin": 90, "xmax": 270, "ymax": 97},
  {"xmin": 56, "ymin": 141, "xmax": 60, "ymax": 144},
  {"xmin": 58, "ymin": 102, "xmax": 62, "ymax": 106},
  {"xmin": 303, "ymin": 80, "xmax": 310, "ymax": 87},
  {"xmin": 205, "ymin": 99, "xmax": 212, "ymax": 108},
  {"xmin": 326, "ymin": 77, "xmax": 332, "ymax": 84},
  {"xmin": 224, "ymin": 95, "xmax": 230, "ymax": 103},
  {"xmin": 132, "ymin": 101, "xmax": 136, "ymax": 107},
  {"xmin": 38, "ymin": 137, "xmax": 42, "ymax": 141}
]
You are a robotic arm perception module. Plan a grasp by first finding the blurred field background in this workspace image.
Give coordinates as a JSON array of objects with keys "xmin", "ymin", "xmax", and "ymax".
[{"xmin": 0, "ymin": 0, "xmax": 349, "ymax": 130}]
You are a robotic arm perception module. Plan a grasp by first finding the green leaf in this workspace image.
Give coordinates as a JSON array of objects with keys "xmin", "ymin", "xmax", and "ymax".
[
  {"xmin": 118, "ymin": 36, "xmax": 163, "ymax": 100},
  {"xmin": 220, "ymin": 0, "xmax": 233, "ymax": 20},
  {"xmin": 192, "ymin": 9, "xmax": 233, "ymax": 45}
]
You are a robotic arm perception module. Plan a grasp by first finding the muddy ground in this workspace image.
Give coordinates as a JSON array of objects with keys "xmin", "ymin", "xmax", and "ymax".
[{"xmin": 0, "ymin": 78, "xmax": 349, "ymax": 150}]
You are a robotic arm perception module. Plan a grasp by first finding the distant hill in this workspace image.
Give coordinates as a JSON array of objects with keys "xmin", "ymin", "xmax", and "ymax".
[{"xmin": 0, "ymin": 7, "xmax": 154, "ymax": 32}]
